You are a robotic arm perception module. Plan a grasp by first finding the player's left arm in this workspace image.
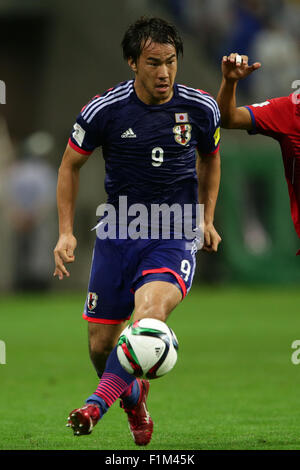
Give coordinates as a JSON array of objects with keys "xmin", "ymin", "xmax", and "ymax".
[
  {"xmin": 196, "ymin": 93, "xmax": 222, "ymax": 252},
  {"xmin": 197, "ymin": 150, "xmax": 222, "ymax": 252}
]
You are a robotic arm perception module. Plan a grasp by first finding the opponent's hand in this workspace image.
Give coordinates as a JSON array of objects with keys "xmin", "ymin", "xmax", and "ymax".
[
  {"xmin": 221, "ymin": 53, "xmax": 261, "ymax": 82},
  {"xmin": 53, "ymin": 233, "xmax": 77, "ymax": 280},
  {"xmin": 202, "ymin": 223, "xmax": 222, "ymax": 253}
]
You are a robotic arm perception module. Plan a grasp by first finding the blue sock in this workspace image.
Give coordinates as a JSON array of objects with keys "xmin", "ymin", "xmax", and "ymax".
[
  {"xmin": 85, "ymin": 394, "xmax": 109, "ymax": 416},
  {"xmin": 120, "ymin": 378, "xmax": 140, "ymax": 408},
  {"xmin": 86, "ymin": 346, "xmax": 138, "ymax": 413}
]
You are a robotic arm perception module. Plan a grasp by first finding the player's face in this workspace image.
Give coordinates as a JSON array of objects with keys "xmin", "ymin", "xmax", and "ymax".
[{"xmin": 129, "ymin": 40, "xmax": 178, "ymax": 105}]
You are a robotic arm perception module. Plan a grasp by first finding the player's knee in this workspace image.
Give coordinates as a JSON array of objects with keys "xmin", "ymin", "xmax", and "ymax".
[
  {"xmin": 134, "ymin": 289, "xmax": 177, "ymax": 322},
  {"xmin": 134, "ymin": 280, "xmax": 182, "ymax": 322},
  {"xmin": 134, "ymin": 303, "xmax": 169, "ymax": 323}
]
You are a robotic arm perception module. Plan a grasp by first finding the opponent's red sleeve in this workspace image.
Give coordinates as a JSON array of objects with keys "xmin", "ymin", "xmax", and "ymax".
[{"xmin": 245, "ymin": 96, "xmax": 292, "ymax": 139}]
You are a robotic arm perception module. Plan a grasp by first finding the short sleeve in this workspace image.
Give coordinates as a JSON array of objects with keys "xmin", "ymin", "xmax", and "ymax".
[
  {"xmin": 245, "ymin": 96, "xmax": 291, "ymax": 138},
  {"xmin": 196, "ymin": 95, "xmax": 221, "ymax": 156},
  {"xmin": 68, "ymin": 95, "xmax": 103, "ymax": 155}
]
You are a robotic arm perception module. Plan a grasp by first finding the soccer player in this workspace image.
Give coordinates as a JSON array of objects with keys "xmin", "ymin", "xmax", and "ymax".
[
  {"xmin": 217, "ymin": 52, "xmax": 300, "ymax": 253},
  {"xmin": 53, "ymin": 17, "xmax": 222, "ymax": 446}
]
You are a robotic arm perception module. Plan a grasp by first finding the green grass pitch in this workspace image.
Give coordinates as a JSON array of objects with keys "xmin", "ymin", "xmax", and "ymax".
[{"xmin": 1, "ymin": 286, "xmax": 300, "ymax": 450}]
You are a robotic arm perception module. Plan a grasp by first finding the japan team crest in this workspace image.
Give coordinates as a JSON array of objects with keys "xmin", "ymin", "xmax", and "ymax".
[
  {"xmin": 173, "ymin": 123, "xmax": 192, "ymax": 146},
  {"xmin": 87, "ymin": 292, "xmax": 98, "ymax": 311}
]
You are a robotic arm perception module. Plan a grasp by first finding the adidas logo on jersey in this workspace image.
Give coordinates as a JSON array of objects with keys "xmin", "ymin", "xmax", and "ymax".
[{"xmin": 121, "ymin": 128, "xmax": 136, "ymax": 138}]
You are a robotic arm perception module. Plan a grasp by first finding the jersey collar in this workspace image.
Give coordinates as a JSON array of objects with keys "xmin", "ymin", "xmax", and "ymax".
[{"xmin": 132, "ymin": 83, "xmax": 178, "ymax": 109}]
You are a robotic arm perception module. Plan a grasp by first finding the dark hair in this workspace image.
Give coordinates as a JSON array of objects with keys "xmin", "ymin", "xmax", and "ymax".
[{"xmin": 121, "ymin": 16, "xmax": 183, "ymax": 63}]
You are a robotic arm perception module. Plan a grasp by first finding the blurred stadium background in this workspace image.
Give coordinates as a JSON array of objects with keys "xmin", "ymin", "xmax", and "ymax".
[
  {"xmin": 0, "ymin": 0, "xmax": 299, "ymax": 291},
  {"xmin": 0, "ymin": 0, "xmax": 300, "ymax": 451}
]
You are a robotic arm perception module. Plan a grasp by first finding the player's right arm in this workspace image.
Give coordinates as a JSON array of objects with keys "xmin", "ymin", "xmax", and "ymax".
[
  {"xmin": 216, "ymin": 53, "xmax": 261, "ymax": 129},
  {"xmin": 54, "ymin": 94, "xmax": 103, "ymax": 279},
  {"xmin": 53, "ymin": 144, "xmax": 89, "ymax": 280}
]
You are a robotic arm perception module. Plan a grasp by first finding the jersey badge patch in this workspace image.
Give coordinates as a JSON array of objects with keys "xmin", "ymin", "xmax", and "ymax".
[
  {"xmin": 72, "ymin": 123, "xmax": 86, "ymax": 147},
  {"xmin": 87, "ymin": 292, "xmax": 98, "ymax": 311},
  {"xmin": 175, "ymin": 112, "xmax": 189, "ymax": 123},
  {"xmin": 173, "ymin": 124, "xmax": 192, "ymax": 146}
]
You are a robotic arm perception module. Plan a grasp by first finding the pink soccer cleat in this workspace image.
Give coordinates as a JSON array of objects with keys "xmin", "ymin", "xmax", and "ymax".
[
  {"xmin": 66, "ymin": 404, "xmax": 100, "ymax": 436},
  {"xmin": 120, "ymin": 378, "xmax": 153, "ymax": 446}
]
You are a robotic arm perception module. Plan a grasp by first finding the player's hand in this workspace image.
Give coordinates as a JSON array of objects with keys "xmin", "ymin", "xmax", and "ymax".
[
  {"xmin": 53, "ymin": 233, "xmax": 77, "ymax": 280},
  {"xmin": 221, "ymin": 53, "xmax": 261, "ymax": 82},
  {"xmin": 202, "ymin": 223, "xmax": 222, "ymax": 253}
]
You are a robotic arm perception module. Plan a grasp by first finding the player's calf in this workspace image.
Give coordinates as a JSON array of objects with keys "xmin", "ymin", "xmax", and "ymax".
[{"xmin": 88, "ymin": 322, "xmax": 125, "ymax": 376}]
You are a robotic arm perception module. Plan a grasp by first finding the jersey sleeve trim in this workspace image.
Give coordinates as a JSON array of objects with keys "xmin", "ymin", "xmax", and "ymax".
[
  {"xmin": 68, "ymin": 138, "xmax": 93, "ymax": 155},
  {"xmin": 198, "ymin": 144, "xmax": 220, "ymax": 157},
  {"xmin": 245, "ymin": 106, "xmax": 258, "ymax": 135}
]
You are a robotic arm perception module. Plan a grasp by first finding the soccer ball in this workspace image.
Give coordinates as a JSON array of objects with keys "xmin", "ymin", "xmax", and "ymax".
[{"xmin": 117, "ymin": 318, "xmax": 178, "ymax": 379}]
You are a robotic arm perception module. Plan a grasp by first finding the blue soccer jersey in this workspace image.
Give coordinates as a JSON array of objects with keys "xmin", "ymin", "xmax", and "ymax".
[
  {"xmin": 69, "ymin": 80, "xmax": 220, "ymax": 211},
  {"xmin": 68, "ymin": 80, "xmax": 221, "ymax": 324}
]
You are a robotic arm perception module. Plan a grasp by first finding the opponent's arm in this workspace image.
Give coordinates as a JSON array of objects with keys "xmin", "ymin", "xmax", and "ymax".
[
  {"xmin": 53, "ymin": 144, "xmax": 89, "ymax": 280},
  {"xmin": 197, "ymin": 150, "xmax": 222, "ymax": 252},
  {"xmin": 216, "ymin": 53, "xmax": 261, "ymax": 129}
]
